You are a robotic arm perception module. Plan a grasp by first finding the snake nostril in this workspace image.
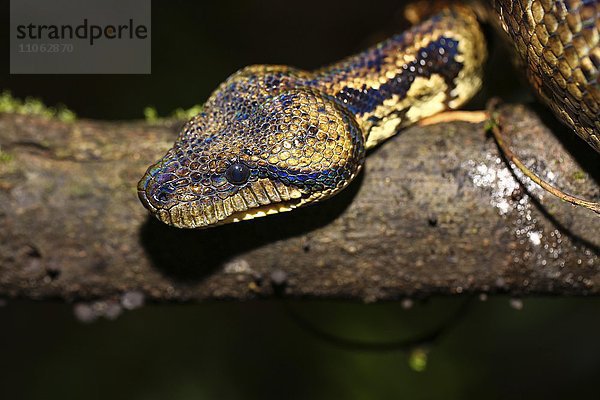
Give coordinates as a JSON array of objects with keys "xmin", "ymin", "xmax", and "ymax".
[
  {"xmin": 153, "ymin": 187, "xmax": 174, "ymax": 203},
  {"xmin": 157, "ymin": 192, "xmax": 169, "ymax": 202}
]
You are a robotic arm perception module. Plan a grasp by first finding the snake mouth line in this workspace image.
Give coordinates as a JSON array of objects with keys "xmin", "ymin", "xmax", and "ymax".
[
  {"xmin": 157, "ymin": 198, "xmax": 304, "ymax": 229},
  {"xmin": 209, "ymin": 199, "xmax": 304, "ymax": 227},
  {"xmin": 138, "ymin": 171, "xmax": 312, "ymax": 228},
  {"xmin": 138, "ymin": 188, "xmax": 157, "ymax": 213}
]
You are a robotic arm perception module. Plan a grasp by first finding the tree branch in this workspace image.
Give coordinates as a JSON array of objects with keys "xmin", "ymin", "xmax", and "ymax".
[{"xmin": 0, "ymin": 104, "xmax": 598, "ymax": 304}]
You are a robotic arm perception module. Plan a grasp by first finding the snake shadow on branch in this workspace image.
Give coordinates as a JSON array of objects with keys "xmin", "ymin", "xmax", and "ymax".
[
  {"xmin": 139, "ymin": 171, "xmax": 365, "ymax": 281},
  {"xmin": 530, "ymin": 101, "xmax": 600, "ymax": 184}
]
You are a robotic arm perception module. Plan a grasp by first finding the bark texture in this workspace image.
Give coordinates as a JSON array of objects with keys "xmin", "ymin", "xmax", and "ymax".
[{"xmin": 0, "ymin": 104, "xmax": 598, "ymax": 303}]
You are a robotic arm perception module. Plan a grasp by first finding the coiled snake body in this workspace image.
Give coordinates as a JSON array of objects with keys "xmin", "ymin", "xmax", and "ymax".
[
  {"xmin": 138, "ymin": 1, "xmax": 599, "ymax": 229},
  {"xmin": 492, "ymin": 0, "xmax": 599, "ymax": 151}
]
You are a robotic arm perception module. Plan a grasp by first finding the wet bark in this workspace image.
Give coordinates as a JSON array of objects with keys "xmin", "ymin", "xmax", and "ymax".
[{"xmin": 0, "ymin": 104, "xmax": 598, "ymax": 305}]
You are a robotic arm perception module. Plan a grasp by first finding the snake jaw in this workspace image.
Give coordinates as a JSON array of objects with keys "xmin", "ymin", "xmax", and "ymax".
[
  {"xmin": 137, "ymin": 150, "xmax": 351, "ymax": 228},
  {"xmin": 142, "ymin": 179, "xmax": 307, "ymax": 229},
  {"xmin": 162, "ymin": 198, "xmax": 305, "ymax": 229},
  {"xmin": 138, "ymin": 157, "xmax": 312, "ymax": 228}
]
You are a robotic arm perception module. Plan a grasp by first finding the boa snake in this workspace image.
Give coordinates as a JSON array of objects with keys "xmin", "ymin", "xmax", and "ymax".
[{"xmin": 138, "ymin": 0, "xmax": 599, "ymax": 229}]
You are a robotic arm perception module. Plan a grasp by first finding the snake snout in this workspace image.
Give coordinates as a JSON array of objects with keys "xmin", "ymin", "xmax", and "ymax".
[
  {"xmin": 137, "ymin": 167, "xmax": 196, "ymax": 227},
  {"xmin": 137, "ymin": 159, "xmax": 183, "ymax": 213}
]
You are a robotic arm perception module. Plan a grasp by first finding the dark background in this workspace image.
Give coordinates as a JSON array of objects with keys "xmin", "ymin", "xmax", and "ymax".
[{"xmin": 1, "ymin": 1, "xmax": 599, "ymax": 399}]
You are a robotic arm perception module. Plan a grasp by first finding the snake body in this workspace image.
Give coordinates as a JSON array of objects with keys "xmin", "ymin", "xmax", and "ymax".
[
  {"xmin": 492, "ymin": 0, "xmax": 599, "ymax": 152},
  {"xmin": 138, "ymin": 1, "xmax": 599, "ymax": 229}
]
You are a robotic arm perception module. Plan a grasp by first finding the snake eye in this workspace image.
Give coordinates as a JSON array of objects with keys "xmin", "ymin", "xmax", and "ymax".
[{"xmin": 225, "ymin": 162, "xmax": 250, "ymax": 185}]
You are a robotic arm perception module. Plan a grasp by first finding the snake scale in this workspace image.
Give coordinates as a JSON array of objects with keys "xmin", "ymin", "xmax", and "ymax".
[{"xmin": 138, "ymin": 0, "xmax": 599, "ymax": 229}]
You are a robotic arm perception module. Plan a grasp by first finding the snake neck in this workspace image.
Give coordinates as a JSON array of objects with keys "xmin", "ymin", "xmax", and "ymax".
[{"xmin": 310, "ymin": 5, "xmax": 487, "ymax": 148}]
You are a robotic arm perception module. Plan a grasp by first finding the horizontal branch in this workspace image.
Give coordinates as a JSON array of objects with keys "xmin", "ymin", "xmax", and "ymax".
[{"xmin": 0, "ymin": 104, "xmax": 598, "ymax": 304}]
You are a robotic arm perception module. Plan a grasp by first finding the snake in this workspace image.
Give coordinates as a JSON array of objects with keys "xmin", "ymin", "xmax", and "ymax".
[{"xmin": 138, "ymin": 1, "xmax": 599, "ymax": 229}]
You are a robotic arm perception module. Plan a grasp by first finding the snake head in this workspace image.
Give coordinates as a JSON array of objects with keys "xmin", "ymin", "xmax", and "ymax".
[{"xmin": 138, "ymin": 78, "xmax": 365, "ymax": 228}]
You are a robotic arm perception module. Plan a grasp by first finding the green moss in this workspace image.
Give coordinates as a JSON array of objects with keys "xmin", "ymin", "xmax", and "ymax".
[
  {"xmin": 143, "ymin": 106, "xmax": 159, "ymax": 122},
  {"xmin": 170, "ymin": 104, "xmax": 203, "ymax": 120},
  {"xmin": 56, "ymin": 108, "xmax": 77, "ymax": 122},
  {"xmin": 143, "ymin": 104, "xmax": 203, "ymax": 122},
  {"xmin": 0, "ymin": 149, "xmax": 13, "ymax": 164},
  {"xmin": 572, "ymin": 170, "xmax": 586, "ymax": 181},
  {"xmin": 483, "ymin": 118, "xmax": 498, "ymax": 131},
  {"xmin": 0, "ymin": 91, "xmax": 76, "ymax": 122}
]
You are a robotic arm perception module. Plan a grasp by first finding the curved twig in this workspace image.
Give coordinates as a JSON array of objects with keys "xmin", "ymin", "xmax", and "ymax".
[{"xmin": 486, "ymin": 99, "xmax": 600, "ymax": 215}]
